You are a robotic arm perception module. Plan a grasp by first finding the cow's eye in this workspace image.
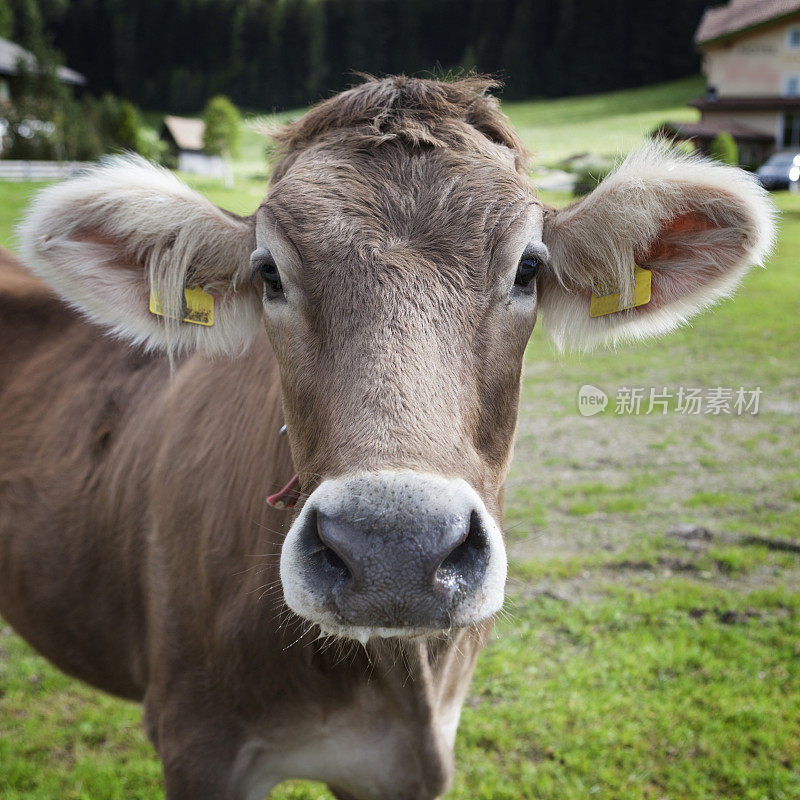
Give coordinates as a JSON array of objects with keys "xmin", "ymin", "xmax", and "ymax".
[
  {"xmin": 515, "ymin": 256, "xmax": 541, "ymax": 288},
  {"xmin": 251, "ymin": 250, "xmax": 284, "ymax": 300}
]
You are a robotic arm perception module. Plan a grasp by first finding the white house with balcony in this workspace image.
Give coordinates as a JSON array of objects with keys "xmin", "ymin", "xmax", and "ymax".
[{"xmin": 660, "ymin": 0, "xmax": 800, "ymax": 166}]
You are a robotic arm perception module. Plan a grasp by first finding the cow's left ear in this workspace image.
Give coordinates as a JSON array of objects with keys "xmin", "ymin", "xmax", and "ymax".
[{"xmin": 538, "ymin": 143, "xmax": 776, "ymax": 349}]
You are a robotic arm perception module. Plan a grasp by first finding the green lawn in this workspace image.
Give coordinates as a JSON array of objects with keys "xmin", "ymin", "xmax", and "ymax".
[
  {"xmin": 1, "ymin": 82, "xmax": 799, "ymax": 799},
  {"xmin": 0, "ymin": 182, "xmax": 48, "ymax": 250},
  {"xmin": 505, "ymin": 76, "xmax": 704, "ymax": 166}
]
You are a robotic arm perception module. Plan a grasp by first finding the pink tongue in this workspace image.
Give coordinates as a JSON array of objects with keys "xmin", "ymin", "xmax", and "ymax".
[{"xmin": 267, "ymin": 475, "xmax": 301, "ymax": 509}]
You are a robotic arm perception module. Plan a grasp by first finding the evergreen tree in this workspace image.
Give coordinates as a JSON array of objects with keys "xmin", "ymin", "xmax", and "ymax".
[
  {"xmin": 0, "ymin": 0, "xmax": 14, "ymax": 37},
  {"xmin": 502, "ymin": 1, "xmax": 541, "ymax": 100}
]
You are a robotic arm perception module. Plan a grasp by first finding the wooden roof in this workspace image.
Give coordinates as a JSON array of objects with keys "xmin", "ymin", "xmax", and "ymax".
[
  {"xmin": 162, "ymin": 115, "xmax": 205, "ymax": 152},
  {"xmin": 696, "ymin": 0, "xmax": 800, "ymax": 46}
]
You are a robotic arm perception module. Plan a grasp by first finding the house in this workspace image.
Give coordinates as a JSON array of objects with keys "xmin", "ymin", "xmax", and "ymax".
[
  {"xmin": 160, "ymin": 115, "xmax": 226, "ymax": 178},
  {"xmin": 660, "ymin": 0, "xmax": 800, "ymax": 166},
  {"xmin": 0, "ymin": 37, "xmax": 86, "ymax": 105}
]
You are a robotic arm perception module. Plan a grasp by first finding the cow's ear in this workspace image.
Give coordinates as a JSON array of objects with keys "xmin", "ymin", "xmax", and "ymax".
[
  {"xmin": 538, "ymin": 143, "xmax": 776, "ymax": 349},
  {"xmin": 19, "ymin": 156, "xmax": 262, "ymax": 357}
]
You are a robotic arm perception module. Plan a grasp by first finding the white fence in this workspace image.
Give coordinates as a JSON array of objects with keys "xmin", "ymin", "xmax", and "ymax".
[{"xmin": 0, "ymin": 161, "xmax": 93, "ymax": 181}]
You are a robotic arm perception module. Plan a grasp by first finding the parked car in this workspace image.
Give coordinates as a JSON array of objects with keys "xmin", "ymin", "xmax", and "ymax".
[{"xmin": 756, "ymin": 151, "xmax": 800, "ymax": 190}]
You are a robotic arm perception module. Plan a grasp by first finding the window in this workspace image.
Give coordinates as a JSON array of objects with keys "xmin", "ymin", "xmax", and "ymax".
[
  {"xmin": 785, "ymin": 75, "xmax": 800, "ymax": 96},
  {"xmin": 789, "ymin": 28, "xmax": 800, "ymax": 49},
  {"xmin": 783, "ymin": 111, "xmax": 800, "ymax": 147}
]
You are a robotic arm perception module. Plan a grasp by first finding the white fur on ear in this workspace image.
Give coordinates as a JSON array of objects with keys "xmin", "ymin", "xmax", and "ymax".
[
  {"xmin": 540, "ymin": 141, "xmax": 777, "ymax": 350},
  {"xmin": 18, "ymin": 155, "xmax": 262, "ymax": 357}
]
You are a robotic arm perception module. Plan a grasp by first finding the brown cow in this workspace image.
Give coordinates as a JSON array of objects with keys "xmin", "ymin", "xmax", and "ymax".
[{"xmin": 0, "ymin": 76, "xmax": 774, "ymax": 799}]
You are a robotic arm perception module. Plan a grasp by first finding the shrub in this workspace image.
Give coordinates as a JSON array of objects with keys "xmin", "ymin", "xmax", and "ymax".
[
  {"xmin": 3, "ymin": 43, "xmax": 77, "ymax": 159},
  {"xmin": 136, "ymin": 126, "xmax": 170, "ymax": 164},
  {"xmin": 58, "ymin": 97, "xmax": 105, "ymax": 160},
  {"xmin": 2, "ymin": 48, "xmax": 149, "ymax": 162},
  {"xmin": 97, "ymin": 94, "xmax": 141, "ymax": 152},
  {"xmin": 202, "ymin": 95, "xmax": 241, "ymax": 158},
  {"xmin": 3, "ymin": 102, "xmax": 56, "ymax": 159},
  {"xmin": 113, "ymin": 100, "xmax": 141, "ymax": 151},
  {"xmin": 573, "ymin": 162, "xmax": 615, "ymax": 197},
  {"xmin": 710, "ymin": 132, "xmax": 738, "ymax": 165}
]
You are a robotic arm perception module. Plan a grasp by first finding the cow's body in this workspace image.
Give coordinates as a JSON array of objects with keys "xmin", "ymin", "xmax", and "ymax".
[
  {"xmin": 0, "ymin": 251, "xmax": 162, "ymax": 699},
  {"xmin": 0, "ymin": 76, "xmax": 774, "ymax": 798},
  {"xmin": 0, "ymin": 248, "xmax": 478, "ymax": 798}
]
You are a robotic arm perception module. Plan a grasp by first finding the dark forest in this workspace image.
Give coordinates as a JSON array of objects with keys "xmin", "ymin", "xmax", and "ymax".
[{"xmin": 4, "ymin": 0, "xmax": 710, "ymax": 112}]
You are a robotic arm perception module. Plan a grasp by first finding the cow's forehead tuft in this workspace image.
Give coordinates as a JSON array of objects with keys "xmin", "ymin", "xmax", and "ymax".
[{"xmin": 267, "ymin": 74, "xmax": 530, "ymax": 181}]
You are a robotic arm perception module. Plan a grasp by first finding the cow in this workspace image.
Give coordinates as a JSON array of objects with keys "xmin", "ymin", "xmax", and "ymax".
[{"xmin": 0, "ymin": 76, "xmax": 774, "ymax": 799}]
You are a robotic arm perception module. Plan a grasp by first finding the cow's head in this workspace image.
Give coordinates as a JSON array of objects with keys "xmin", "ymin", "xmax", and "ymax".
[{"xmin": 20, "ymin": 77, "xmax": 774, "ymax": 641}]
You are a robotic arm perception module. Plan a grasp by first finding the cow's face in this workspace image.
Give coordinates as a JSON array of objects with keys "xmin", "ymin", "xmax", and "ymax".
[
  {"xmin": 258, "ymin": 139, "xmax": 540, "ymax": 637},
  {"xmin": 20, "ymin": 78, "xmax": 774, "ymax": 641}
]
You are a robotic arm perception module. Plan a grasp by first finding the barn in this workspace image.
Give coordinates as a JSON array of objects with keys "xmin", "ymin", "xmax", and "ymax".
[{"xmin": 160, "ymin": 115, "xmax": 225, "ymax": 178}]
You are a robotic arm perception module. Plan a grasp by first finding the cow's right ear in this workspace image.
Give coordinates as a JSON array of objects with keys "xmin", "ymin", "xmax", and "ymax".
[{"xmin": 18, "ymin": 156, "xmax": 262, "ymax": 357}]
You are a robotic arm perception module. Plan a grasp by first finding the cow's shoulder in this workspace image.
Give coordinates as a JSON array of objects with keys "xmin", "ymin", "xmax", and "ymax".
[
  {"xmin": 0, "ymin": 248, "xmax": 81, "ymax": 385},
  {"xmin": 0, "ymin": 246, "xmax": 82, "ymax": 345},
  {"xmin": 0, "ymin": 246, "xmax": 64, "ymax": 311}
]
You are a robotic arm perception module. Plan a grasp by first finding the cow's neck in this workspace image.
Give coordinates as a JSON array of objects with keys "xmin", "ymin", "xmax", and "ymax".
[{"xmin": 231, "ymin": 629, "xmax": 488, "ymax": 798}]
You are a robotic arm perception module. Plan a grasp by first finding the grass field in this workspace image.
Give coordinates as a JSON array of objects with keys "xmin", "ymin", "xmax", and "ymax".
[
  {"xmin": 505, "ymin": 76, "xmax": 703, "ymax": 166},
  {"xmin": 1, "ymin": 80, "xmax": 799, "ymax": 799}
]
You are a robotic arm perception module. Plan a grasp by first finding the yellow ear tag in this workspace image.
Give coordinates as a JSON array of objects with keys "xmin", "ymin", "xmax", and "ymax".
[
  {"xmin": 149, "ymin": 286, "xmax": 214, "ymax": 327},
  {"xmin": 589, "ymin": 265, "xmax": 652, "ymax": 318}
]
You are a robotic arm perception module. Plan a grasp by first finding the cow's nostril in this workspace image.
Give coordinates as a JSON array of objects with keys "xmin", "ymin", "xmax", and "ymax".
[
  {"xmin": 435, "ymin": 510, "xmax": 489, "ymax": 589},
  {"xmin": 321, "ymin": 542, "xmax": 348, "ymax": 574},
  {"xmin": 312, "ymin": 511, "xmax": 354, "ymax": 584}
]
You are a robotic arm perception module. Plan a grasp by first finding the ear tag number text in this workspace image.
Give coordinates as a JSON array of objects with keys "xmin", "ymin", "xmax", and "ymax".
[{"xmin": 149, "ymin": 286, "xmax": 215, "ymax": 327}]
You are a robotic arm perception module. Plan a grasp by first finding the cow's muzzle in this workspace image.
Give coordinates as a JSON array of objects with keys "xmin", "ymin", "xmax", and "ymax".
[{"xmin": 279, "ymin": 471, "xmax": 507, "ymax": 640}]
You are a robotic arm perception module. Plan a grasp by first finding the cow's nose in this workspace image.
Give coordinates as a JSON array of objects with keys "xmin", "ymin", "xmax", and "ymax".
[
  {"xmin": 280, "ymin": 471, "xmax": 507, "ymax": 636},
  {"xmin": 310, "ymin": 506, "xmax": 489, "ymax": 593}
]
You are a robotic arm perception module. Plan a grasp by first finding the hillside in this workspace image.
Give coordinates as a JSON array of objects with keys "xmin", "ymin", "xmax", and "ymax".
[
  {"xmin": 221, "ymin": 75, "xmax": 705, "ymax": 193},
  {"xmin": 504, "ymin": 75, "xmax": 704, "ymax": 166}
]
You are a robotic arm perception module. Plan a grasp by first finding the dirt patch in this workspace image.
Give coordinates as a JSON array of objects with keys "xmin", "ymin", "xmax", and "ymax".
[
  {"xmin": 505, "ymin": 344, "xmax": 800, "ymax": 602},
  {"xmin": 688, "ymin": 607, "xmax": 762, "ymax": 624},
  {"xmin": 741, "ymin": 535, "xmax": 800, "ymax": 554}
]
